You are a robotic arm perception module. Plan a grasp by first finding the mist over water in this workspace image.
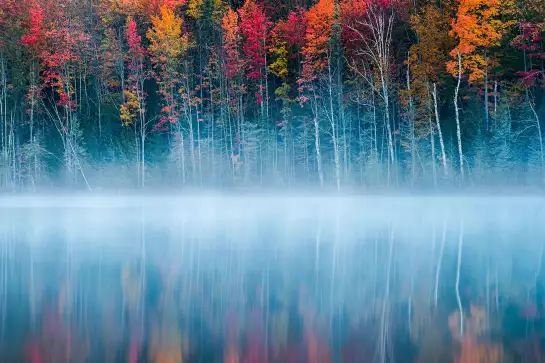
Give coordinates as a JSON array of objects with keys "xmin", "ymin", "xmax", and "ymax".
[{"xmin": 0, "ymin": 194, "xmax": 544, "ymax": 362}]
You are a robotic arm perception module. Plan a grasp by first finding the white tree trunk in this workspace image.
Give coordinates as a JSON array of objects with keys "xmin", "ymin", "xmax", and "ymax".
[
  {"xmin": 433, "ymin": 83, "xmax": 448, "ymax": 177},
  {"xmin": 328, "ymin": 59, "xmax": 341, "ymax": 191},
  {"xmin": 380, "ymin": 69, "xmax": 395, "ymax": 187},
  {"xmin": 454, "ymin": 52, "xmax": 465, "ymax": 182},
  {"xmin": 427, "ymin": 84, "xmax": 437, "ymax": 187},
  {"xmin": 529, "ymin": 100, "xmax": 544, "ymax": 173},
  {"xmin": 313, "ymin": 107, "xmax": 324, "ymax": 188},
  {"xmin": 406, "ymin": 59, "xmax": 416, "ymax": 185}
]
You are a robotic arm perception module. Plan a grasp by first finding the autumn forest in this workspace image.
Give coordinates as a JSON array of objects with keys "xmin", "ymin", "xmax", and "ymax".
[
  {"xmin": 1, "ymin": 0, "xmax": 545, "ymax": 362},
  {"xmin": 0, "ymin": 0, "xmax": 543, "ymax": 191}
]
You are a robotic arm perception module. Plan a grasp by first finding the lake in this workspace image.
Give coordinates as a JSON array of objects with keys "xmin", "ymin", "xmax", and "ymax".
[{"xmin": 0, "ymin": 195, "xmax": 543, "ymax": 362}]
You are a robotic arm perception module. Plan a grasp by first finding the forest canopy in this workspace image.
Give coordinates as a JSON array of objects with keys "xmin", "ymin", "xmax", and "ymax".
[{"xmin": 0, "ymin": 0, "xmax": 544, "ymax": 191}]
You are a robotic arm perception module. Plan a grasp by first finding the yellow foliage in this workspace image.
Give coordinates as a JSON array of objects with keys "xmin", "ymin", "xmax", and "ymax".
[
  {"xmin": 100, "ymin": 0, "xmax": 145, "ymax": 20},
  {"xmin": 147, "ymin": 6, "xmax": 189, "ymax": 65},
  {"xmin": 120, "ymin": 90, "xmax": 139, "ymax": 126},
  {"xmin": 211, "ymin": 0, "xmax": 223, "ymax": 24},
  {"xmin": 100, "ymin": 0, "xmax": 185, "ymax": 19},
  {"xmin": 269, "ymin": 43, "xmax": 289, "ymax": 79},
  {"xmin": 409, "ymin": 4, "xmax": 455, "ymax": 84},
  {"xmin": 186, "ymin": 0, "xmax": 204, "ymax": 19}
]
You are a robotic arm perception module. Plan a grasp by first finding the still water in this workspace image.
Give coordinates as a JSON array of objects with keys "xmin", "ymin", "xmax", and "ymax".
[{"xmin": 0, "ymin": 195, "xmax": 543, "ymax": 362}]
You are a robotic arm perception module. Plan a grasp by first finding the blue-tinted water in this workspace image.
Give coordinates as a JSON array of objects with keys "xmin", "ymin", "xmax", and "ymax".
[{"xmin": 0, "ymin": 195, "xmax": 543, "ymax": 362}]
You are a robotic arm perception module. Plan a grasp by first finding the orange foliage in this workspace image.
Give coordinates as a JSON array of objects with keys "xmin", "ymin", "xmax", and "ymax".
[
  {"xmin": 340, "ymin": 0, "xmax": 367, "ymax": 19},
  {"xmin": 222, "ymin": 8, "xmax": 244, "ymax": 80},
  {"xmin": 447, "ymin": 0, "xmax": 509, "ymax": 83},
  {"xmin": 147, "ymin": 0, "xmax": 185, "ymax": 15},
  {"xmin": 300, "ymin": 0, "xmax": 335, "ymax": 82}
]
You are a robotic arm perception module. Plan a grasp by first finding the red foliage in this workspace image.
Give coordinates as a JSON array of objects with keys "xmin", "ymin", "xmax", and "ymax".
[
  {"xmin": 340, "ymin": 0, "xmax": 367, "ymax": 58},
  {"xmin": 255, "ymin": 91, "xmax": 263, "ymax": 105},
  {"xmin": 341, "ymin": 0, "xmax": 401, "ymax": 49},
  {"xmin": 20, "ymin": 0, "xmax": 89, "ymax": 110},
  {"xmin": 272, "ymin": 8, "xmax": 307, "ymax": 51},
  {"xmin": 239, "ymin": 0, "xmax": 271, "ymax": 81},
  {"xmin": 126, "ymin": 18, "xmax": 146, "ymax": 67},
  {"xmin": 511, "ymin": 22, "xmax": 543, "ymax": 52},
  {"xmin": 375, "ymin": 0, "xmax": 400, "ymax": 6},
  {"xmin": 511, "ymin": 22, "xmax": 545, "ymax": 88},
  {"xmin": 20, "ymin": 4, "xmax": 45, "ymax": 51}
]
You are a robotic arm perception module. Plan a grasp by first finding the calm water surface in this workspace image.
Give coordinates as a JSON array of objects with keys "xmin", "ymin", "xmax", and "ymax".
[{"xmin": 0, "ymin": 195, "xmax": 543, "ymax": 362}]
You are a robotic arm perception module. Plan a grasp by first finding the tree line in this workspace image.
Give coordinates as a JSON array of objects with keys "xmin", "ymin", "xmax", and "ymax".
[{"xmin": 0, "ymin": 0, "xmax": 543, "ymax": 191}]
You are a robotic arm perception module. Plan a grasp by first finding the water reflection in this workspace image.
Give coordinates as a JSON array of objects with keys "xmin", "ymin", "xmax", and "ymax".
[{"xmin": 0, "ymin": 195, "xmax": 543, "ymax": 362}]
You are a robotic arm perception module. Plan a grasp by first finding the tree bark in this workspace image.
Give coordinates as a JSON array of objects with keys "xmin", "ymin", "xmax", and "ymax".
[
  {"xmin": 433, "ymin": 83, "xmax": 448, "ymax": 177},
  {"xmin": 454, "ymin": 52, "xmax": 465, "ymax": 182}
]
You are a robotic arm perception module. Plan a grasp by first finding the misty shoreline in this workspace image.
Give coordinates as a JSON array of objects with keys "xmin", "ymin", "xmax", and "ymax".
[{"xmin": 0, "ymin": 184, "xmax": 544, "ymax": 198}]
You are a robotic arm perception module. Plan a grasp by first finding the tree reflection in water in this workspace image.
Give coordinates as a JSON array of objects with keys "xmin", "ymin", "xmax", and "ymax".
[{"xmin": 0, "ymin": 195, "xmax": 543, "ymax": 363}]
